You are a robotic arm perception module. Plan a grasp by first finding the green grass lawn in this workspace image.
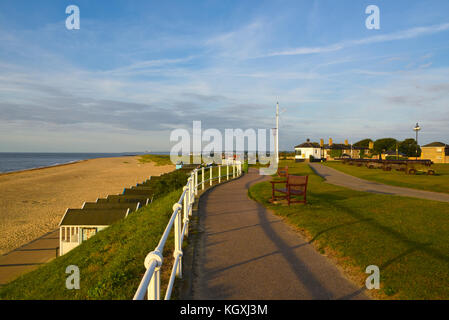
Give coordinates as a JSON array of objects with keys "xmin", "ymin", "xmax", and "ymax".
[
  {"xmin": 138, "ymin": 154, "xmax": 174, "ymax": 166},
  {"xmin": 0, "ymin": 188, "xmax": 187, "ymax": 300},
  {"xmin": 248, "ymin": 161, "xmax": 449, "ymax": 299},
  {"xmin": 324, "ymin": 161, "xmax": 449, "ymax": 194}
]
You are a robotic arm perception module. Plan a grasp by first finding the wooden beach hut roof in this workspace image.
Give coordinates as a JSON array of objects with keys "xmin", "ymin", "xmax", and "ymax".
[{"xmin": 59, "ymin": 208, "xmax": 129, "ymax": 227}]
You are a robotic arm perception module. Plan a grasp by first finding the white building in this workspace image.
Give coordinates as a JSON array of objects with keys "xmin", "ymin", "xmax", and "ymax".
[{"xmin": 294, "ymin": 139, "xmax": 322, "ymax": 161}]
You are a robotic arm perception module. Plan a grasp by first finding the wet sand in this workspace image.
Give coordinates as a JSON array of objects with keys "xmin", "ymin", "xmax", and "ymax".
[{"xmin": 0, "ymin": 156, "xmax": 174, "ymax": 255}]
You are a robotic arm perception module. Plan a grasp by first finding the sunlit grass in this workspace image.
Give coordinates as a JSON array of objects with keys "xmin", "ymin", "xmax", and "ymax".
[
  {"xmin": 138, "ymin": 154, "xmax": 173, "ymax": 166},
  {"xmin": 325, "ymin": 161, "xmax": 449, "ymax": 194}
]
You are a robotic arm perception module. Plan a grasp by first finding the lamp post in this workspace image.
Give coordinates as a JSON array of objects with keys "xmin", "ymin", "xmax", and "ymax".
[{"xmin": 413, "ymin": 123, "xmax": 421, "ymax": 160}]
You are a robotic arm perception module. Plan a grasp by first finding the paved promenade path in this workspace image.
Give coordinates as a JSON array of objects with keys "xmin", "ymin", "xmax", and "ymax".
[
  {"xmin": 0, "ymin": 229, "xmax": 59, "ymax": 286},
  {"xmin": 191, "ymin": 168, "xmax": 368, "ymax": 300},
  {"xmin": 309, "ymin": 163, "xmax": 449, "ymax": 203}
]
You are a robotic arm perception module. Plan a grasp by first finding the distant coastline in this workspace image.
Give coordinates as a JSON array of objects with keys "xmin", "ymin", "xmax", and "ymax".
[
  {"xmin": 0, "ymin": 152, "xmax": 168, "ymax": 174},
  {"xmin": 0, "ymin": 159, "xmax": 87, "ymax": 177}
]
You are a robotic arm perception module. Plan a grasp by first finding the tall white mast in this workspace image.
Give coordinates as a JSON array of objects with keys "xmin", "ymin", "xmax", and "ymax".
[{"xmin": 276, "ymin": 102, "xmax": 279, "ymax": 164}]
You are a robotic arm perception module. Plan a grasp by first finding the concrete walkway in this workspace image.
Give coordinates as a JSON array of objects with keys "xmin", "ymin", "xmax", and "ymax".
[
  {"xmin": 190, "ymin": 168, "xmax": 368, "ymax": 300},
  {"xmin": 309, "ymin": 163, "xmax": 449, "ymax": 203},
  {"xmin": 0, "ymin": 229, "xmax": 59, "ymax": 286}
]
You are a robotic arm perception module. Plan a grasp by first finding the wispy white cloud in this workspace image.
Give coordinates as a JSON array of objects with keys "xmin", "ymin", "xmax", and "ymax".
[
  {"xmin": 102, "ymin": 56, "xmax": 197, "ymax": 76},
  {"xmin": 266, "ymin": 22, "xmax": 449, "ymax": 57}
]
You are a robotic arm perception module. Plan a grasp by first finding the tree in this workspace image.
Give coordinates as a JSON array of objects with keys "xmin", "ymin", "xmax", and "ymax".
[
  {"xmin": 373, "ymin": 138, "xmax": 397, "ymax": 155},
  {"xmin": 353, "ymin": 139, "xmax": 373, "ymax": 148},
  {"xmin": 359, "ymin": 148, "xmax": 366, "ymax": 159},
  {"xmin": 399, "ymin": 138, "xmax": 421, "ymax": 157},
  {"xmin": 330, "ymin": 149, "xmax": 343, "ymax": 158}
]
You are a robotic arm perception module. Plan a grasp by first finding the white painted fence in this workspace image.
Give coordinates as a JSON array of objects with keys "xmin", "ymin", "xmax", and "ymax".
[{"xmin": 133, "ymin": 161, "xmax": 242, "ymax": 300}]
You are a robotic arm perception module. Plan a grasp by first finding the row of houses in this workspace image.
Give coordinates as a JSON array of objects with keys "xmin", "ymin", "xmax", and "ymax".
[
  {"xmin": 294, "ymin": 138, "xmax": 374, "ymax": 161},
  {"xmin": 294, "ymin": 138, "xmax": 449, "ymax": 163}
]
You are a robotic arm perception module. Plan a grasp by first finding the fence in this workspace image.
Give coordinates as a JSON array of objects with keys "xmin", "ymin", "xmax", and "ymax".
[{"xmin": 133, "ymin": 161, "xmax": 242, "ymax": 300}]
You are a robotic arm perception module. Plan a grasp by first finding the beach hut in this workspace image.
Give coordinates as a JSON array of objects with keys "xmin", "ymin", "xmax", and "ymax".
[{"xmin": 58, "ymin": 208, "xmax": 129, "ymax": 255}]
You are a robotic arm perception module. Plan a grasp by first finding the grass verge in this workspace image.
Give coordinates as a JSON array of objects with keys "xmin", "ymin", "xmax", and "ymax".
[
  {"xmin": 248, "ymin": 160, "xmax": 449, "ymax": 299},
  {"xmin": 138, "ymin": 154, "xmax": 173, "ymax": 166},
  {"xmin": 324, "ymin": 161, "xmax": 449, "ymax": 194}
]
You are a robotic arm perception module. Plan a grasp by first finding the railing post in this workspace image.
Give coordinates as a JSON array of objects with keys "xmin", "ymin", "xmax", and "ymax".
[
  {"xmin": 181, "ymin": 186, "xmax": 190, "ymax": 236},
  {"xmin": 195, "ymin": 170, "xmax": 198, "ymax": 196},
  {"xmin": 190, "ymin": 172, "xmax": 195, "ymax": 205},
  {"xmin": 183, "ymin": 185, "xmax": 188, "ymax": 237},
  {"xmin": 210, "ymin": 166, "xmax": 212, "ymax": 186},
  {"xmin": 190, "ymin": 174, "xmax": 194, "ymax": 212},
  {"xmin": 218, "ymin": 165, "xmax": 221, "ymax": 183},
  {"xmin": 202, "ymin": 167, "xmax": 205, "ymax": 190},
  {"xmin": 148, "ymin": 268, "xmax": 160, "ymax": 300},
  {"xmin": 145, "ymin": 249, "xmax": 163, "ymax": 300},
  {"xmin": 227, "ymin": 164, "xmax": 229, "ymax": 180},
  {"xmin": 173, "ymin": 203, "xmax": 182, "ymax": 278}
]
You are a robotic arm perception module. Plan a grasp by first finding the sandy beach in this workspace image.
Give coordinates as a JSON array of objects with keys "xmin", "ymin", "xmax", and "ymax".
[{"xmin": 0, "ymin": 156, "xmax": 174, "ymax": 255}]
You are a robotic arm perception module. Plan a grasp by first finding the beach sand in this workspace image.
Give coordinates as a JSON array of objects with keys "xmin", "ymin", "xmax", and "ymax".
[{"xmin": 0, "ymin": 156, "xmax": 174, "ymax": 255}]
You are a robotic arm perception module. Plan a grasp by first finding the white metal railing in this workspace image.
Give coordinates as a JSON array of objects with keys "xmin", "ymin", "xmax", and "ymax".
[{"xmin": 133, "ymin": 160, "xmax": 242, "ymax": 300}]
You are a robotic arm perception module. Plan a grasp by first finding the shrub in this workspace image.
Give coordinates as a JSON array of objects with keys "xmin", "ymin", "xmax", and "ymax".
[{"xmin": 330, "ymin": 149, "xmax": 343, "ymax": 158}]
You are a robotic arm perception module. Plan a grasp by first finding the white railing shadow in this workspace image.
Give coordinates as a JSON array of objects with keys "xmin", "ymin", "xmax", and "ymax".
[{"xmin": 133, "ymin": 160, "xmax": 242, "ymax": 300}]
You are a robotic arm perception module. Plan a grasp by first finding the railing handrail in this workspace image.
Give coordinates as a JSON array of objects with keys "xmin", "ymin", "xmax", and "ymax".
[{"xmin": 133, "ymin": 160, "xmax": 242, "ymax": 300}]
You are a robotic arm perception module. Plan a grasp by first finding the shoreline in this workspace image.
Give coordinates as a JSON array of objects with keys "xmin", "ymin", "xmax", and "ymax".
[
  {"xmin": 0, "ymin": 160, "xmax": 87, "ymax": 177},
  {"xmin": 0, "ymin": 156, "xmax": 175, "ymax": 255},
  {"xmin": 0, "ymin": 154, "xmax": 139, "ymax": 177}
]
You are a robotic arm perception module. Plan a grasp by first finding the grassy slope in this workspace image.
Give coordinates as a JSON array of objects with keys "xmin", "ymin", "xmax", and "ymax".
[
  {"xmin": 0, "ymin": 189, "xmax": 182, "ymax": 300},
  {"xmin": 324, "ymin": 161, "xmax": 449, "ymax": 194},
  {"xmin": 248, "ymin": 161, "xmax": 449, "ymax": 299},
  {"xmin": 138, "ymin": 154, "xmax": 173, "ymax": 166}
]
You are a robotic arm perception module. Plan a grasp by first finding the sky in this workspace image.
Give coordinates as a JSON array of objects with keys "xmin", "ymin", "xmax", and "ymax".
[{"xmin": 0, "ymin": 0, "xmax": 448, "ymax": 152}]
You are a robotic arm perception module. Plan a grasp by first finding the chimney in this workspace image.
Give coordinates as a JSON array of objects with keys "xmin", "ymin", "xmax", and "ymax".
[
  {"xmin": 320, "ymin": 139, "xmax": 324, "ymax": 147},
  {"xmin": 329, "ymin": 138, "xmax": 333, "ymax": 146},
  {"xmin": 369, "ymin": 141, "xmax": 374, "ymax": 149},
  {"xmin": 345, "ymin": 139, "xmax": 349, "ymax": 146}
]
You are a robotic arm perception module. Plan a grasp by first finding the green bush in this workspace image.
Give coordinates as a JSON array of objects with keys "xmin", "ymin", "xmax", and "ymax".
[
  {"xmin": 150, "ymin": 170, "xmax": 190, "ymax": 199},
  {"xmin": 242, "ymin": 161, "xmax": 249, "ymax": 173},
  {"xmin": 329, "ymin": 149, "xmax": 343, "ymax": 158},
  {"xmin": 386, "ymin": 155, "xmax": 408, "ymax": 160}
]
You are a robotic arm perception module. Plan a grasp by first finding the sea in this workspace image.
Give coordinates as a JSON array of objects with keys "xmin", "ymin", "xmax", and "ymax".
[{"xmin": 0, "ymin": 152, "xmax": 166, "ymax": 174}]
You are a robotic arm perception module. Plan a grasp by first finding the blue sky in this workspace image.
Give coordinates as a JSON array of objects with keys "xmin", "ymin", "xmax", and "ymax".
[{"xmin": 0, "ymin": 0, "xmax": 448, "ymax": 152}]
